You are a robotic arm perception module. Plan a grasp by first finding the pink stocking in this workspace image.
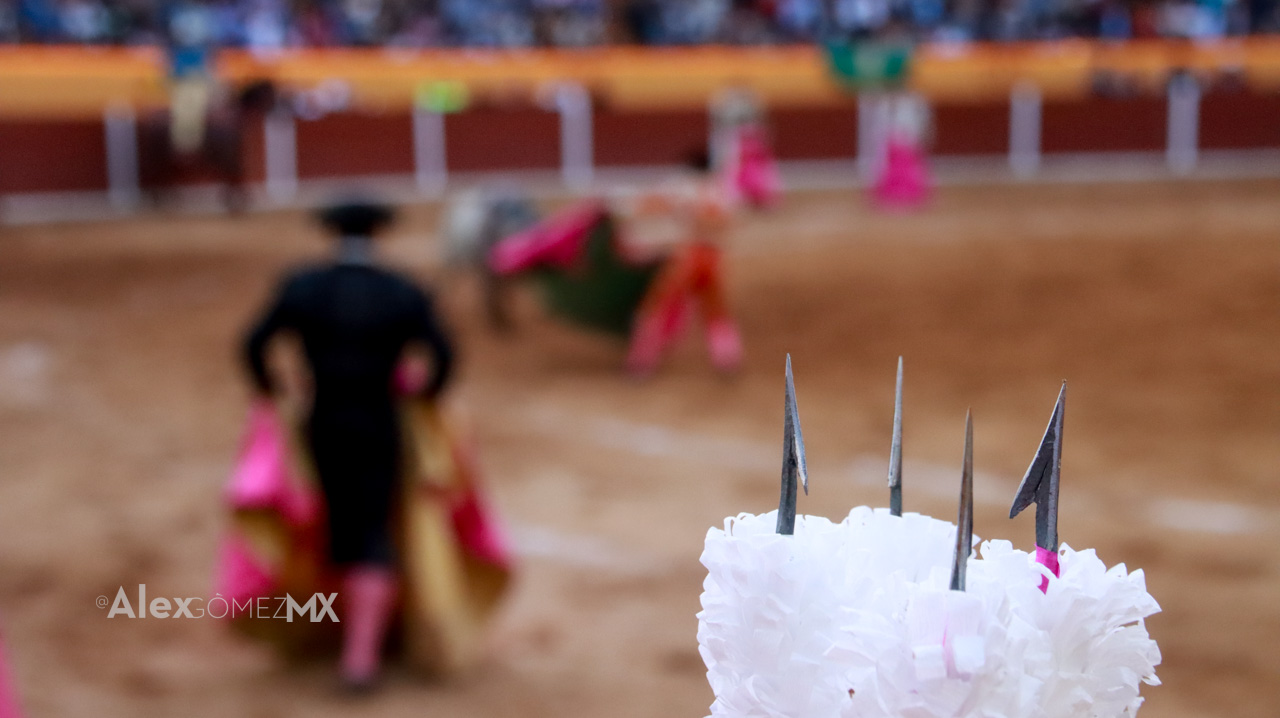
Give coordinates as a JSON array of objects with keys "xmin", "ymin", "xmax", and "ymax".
[
  {"xmin": 626, "ymin": 312, "xmax": 667, "ymax": 377},
  {"xmin": 627, "ymin": 300, "xmax": 687, "ymax": 376},
  {"xmin": 706, "ymin": 318, "xmax": 742, "ymax": 372},
  {"xmin": 340, "ymin": 565, "xmax": 398, "ymax": 686}
]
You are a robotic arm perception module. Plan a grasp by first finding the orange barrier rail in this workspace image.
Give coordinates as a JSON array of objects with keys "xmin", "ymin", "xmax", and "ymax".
[{"xmin": 0, "ymin": 40, "xmax": 1277, "ymax": 118}]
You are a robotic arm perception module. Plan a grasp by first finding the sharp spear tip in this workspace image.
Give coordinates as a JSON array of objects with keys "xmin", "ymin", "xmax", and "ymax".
[
  {"xmin": 888, "ymin": 360, "xmax": 904, "ymax": 490},
  {"xmin": 783, "ymin": 356, "xmax": 799, "ymax": 423},
  {"xmin": 887, "ymin": 359, "xmax": 904, "ymax": 512},
  {"xmin": 792, "ymin": 382, "xmax": 808, "ymax": 496},
  {"xmin": 778, "ymin": 352, "xmax": 807, "ymax": 532},
  {"xmin": 951, "ymin": 412, "xmax": 975, "ymax": 592}
]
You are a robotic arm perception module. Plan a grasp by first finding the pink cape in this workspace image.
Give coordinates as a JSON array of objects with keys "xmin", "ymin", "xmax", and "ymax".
[
  {"xmin": 212, "ymin": 402, "xmax": 318, "ymax": 608},
  {"xmin": 489, "ymin": 200, "xmax": 608, "ymax": 275}
]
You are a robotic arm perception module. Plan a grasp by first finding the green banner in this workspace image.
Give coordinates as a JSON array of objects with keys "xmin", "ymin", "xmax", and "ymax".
[
  {"xmin": 415, "ymin": 80, "xmax": 469, "ymax": 114},
  {"xmin": 824, "ymin": 41, "xmax": 913, "ymax": 90}
]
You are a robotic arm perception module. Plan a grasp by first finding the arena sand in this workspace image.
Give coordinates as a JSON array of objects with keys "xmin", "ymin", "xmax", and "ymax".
[{"xmin": 0, "ymin": 180, "xmax": 1277, "ymax": 717}]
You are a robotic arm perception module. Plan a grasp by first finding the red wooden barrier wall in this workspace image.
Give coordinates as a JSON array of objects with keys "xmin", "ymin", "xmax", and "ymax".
[{"xmin": 2, "ymin": 91, "xmax": 1278, "ymax": 195}]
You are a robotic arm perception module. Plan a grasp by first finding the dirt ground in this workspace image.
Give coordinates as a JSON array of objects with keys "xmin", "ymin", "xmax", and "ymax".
[{"xmin": 0, "ymin": 179, "xmax": 1277, "ymax": 718}]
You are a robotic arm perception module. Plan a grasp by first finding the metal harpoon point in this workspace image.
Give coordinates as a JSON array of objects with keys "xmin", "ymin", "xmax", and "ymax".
[
  {"xmin": 776, "ymin": 354, "xmax": 809, "ymax": 535},
  {"xmin": 1009, "ymin": 382, "xmax": 1065, "ymax": 552},
  {"xmin": 888, "ymin": 356, "xmax": 904, "ymax": 516},
  {"xmin": 949, "ymin": 410, "xmax": 974, "ymax": 592}
]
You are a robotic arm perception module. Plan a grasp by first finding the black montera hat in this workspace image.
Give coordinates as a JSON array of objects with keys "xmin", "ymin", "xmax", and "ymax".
[{"xmin": 317, "ymin": 199, "xmax": 396, "ymax": 237}]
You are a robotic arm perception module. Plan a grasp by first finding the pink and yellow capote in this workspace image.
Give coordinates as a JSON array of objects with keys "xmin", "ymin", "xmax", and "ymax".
[{"xmin": 213, "ymin": 385, "xmax": 513, "ymax": 674}]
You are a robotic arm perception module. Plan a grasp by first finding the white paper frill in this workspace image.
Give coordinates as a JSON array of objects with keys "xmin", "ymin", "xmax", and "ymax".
[{"xmin": 697, "ymin": 507, "xmax": 1161, "ymax": 718}]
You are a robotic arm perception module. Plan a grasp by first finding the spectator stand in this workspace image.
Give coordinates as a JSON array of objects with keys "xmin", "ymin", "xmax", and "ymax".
[{"xmin": 1, "ymin": 42, "xmax": 1280, "ymax": 220}]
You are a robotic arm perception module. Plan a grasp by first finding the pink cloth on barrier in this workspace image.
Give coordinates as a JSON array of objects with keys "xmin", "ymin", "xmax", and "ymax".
[
  {"xmin": 1035, "ymin": 546, "xmax": 1062, "ymax": 593},
  {"xmin": 873, "ymin": 135, "xmax": 930, "ymax": 210},
  {"xmin": 729, "ymin": 127, "xmax": 780, "ymax": 209},
  {"xmin": 0, "ymin": 632, "xmax": 23, "ymax": 718},
  {"xmin": 489, "ymin": 201, "xmax": 607, "ymax": 275}
]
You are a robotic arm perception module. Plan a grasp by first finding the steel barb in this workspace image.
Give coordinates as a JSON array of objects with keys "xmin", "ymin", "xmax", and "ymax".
[
  {"xmin": 1009, "ymin": 382, "xmax": 1066, "ymax": 552},
  {"xmin": 888, "ymin": 356, "xmax": 904, "ymax": 516},
  {"xmin": 776, "ymin": 354, "xmax": 809, "ymax": 535}
]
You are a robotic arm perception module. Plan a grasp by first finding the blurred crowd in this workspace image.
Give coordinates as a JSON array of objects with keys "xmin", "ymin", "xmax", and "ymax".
[{"xmin": 0, "ymin": 0, "xmax": 1277, "ymax": 49}]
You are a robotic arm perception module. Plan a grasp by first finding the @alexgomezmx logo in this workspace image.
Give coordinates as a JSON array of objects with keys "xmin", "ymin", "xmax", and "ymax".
[{"xmin": 97, "ymin": 585, "xmax": 339, "ymax": 623}]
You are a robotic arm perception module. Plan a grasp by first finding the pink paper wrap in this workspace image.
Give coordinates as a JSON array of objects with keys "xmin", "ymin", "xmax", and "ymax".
[{"xmin": 1035, "ymin": 545, "xmax": 1062, "ymax": 593}]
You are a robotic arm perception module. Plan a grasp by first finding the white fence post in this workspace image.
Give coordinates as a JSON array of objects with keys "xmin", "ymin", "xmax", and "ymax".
[
  {"xmin": 857, "ymin": 93, "xmax": 890, "ymax": 181},
  {"xmin": 1009, "ymin": 82, "xmax": 1042, "ymax": 177},
  {"xmin": 708, "ymin": 95, "xmax": 732, "ymax": 171},
  {"xmin": 264, "ymin": 109, "xmax": 297, "ymax": 203},
  {"xmin": 104, "ymin": 103, "xmax": 140, "ymax": 209},
  {"xmin": 554, "ymin": 82, "xmax": 593, "ymax": 191},
  {"xmin": 1167, "ymin": 74, "xmax": 1200, "ymax": 175},
  {"xmin": 413, "ymin": 106, "xmax": 447, "ymax": 196}
]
